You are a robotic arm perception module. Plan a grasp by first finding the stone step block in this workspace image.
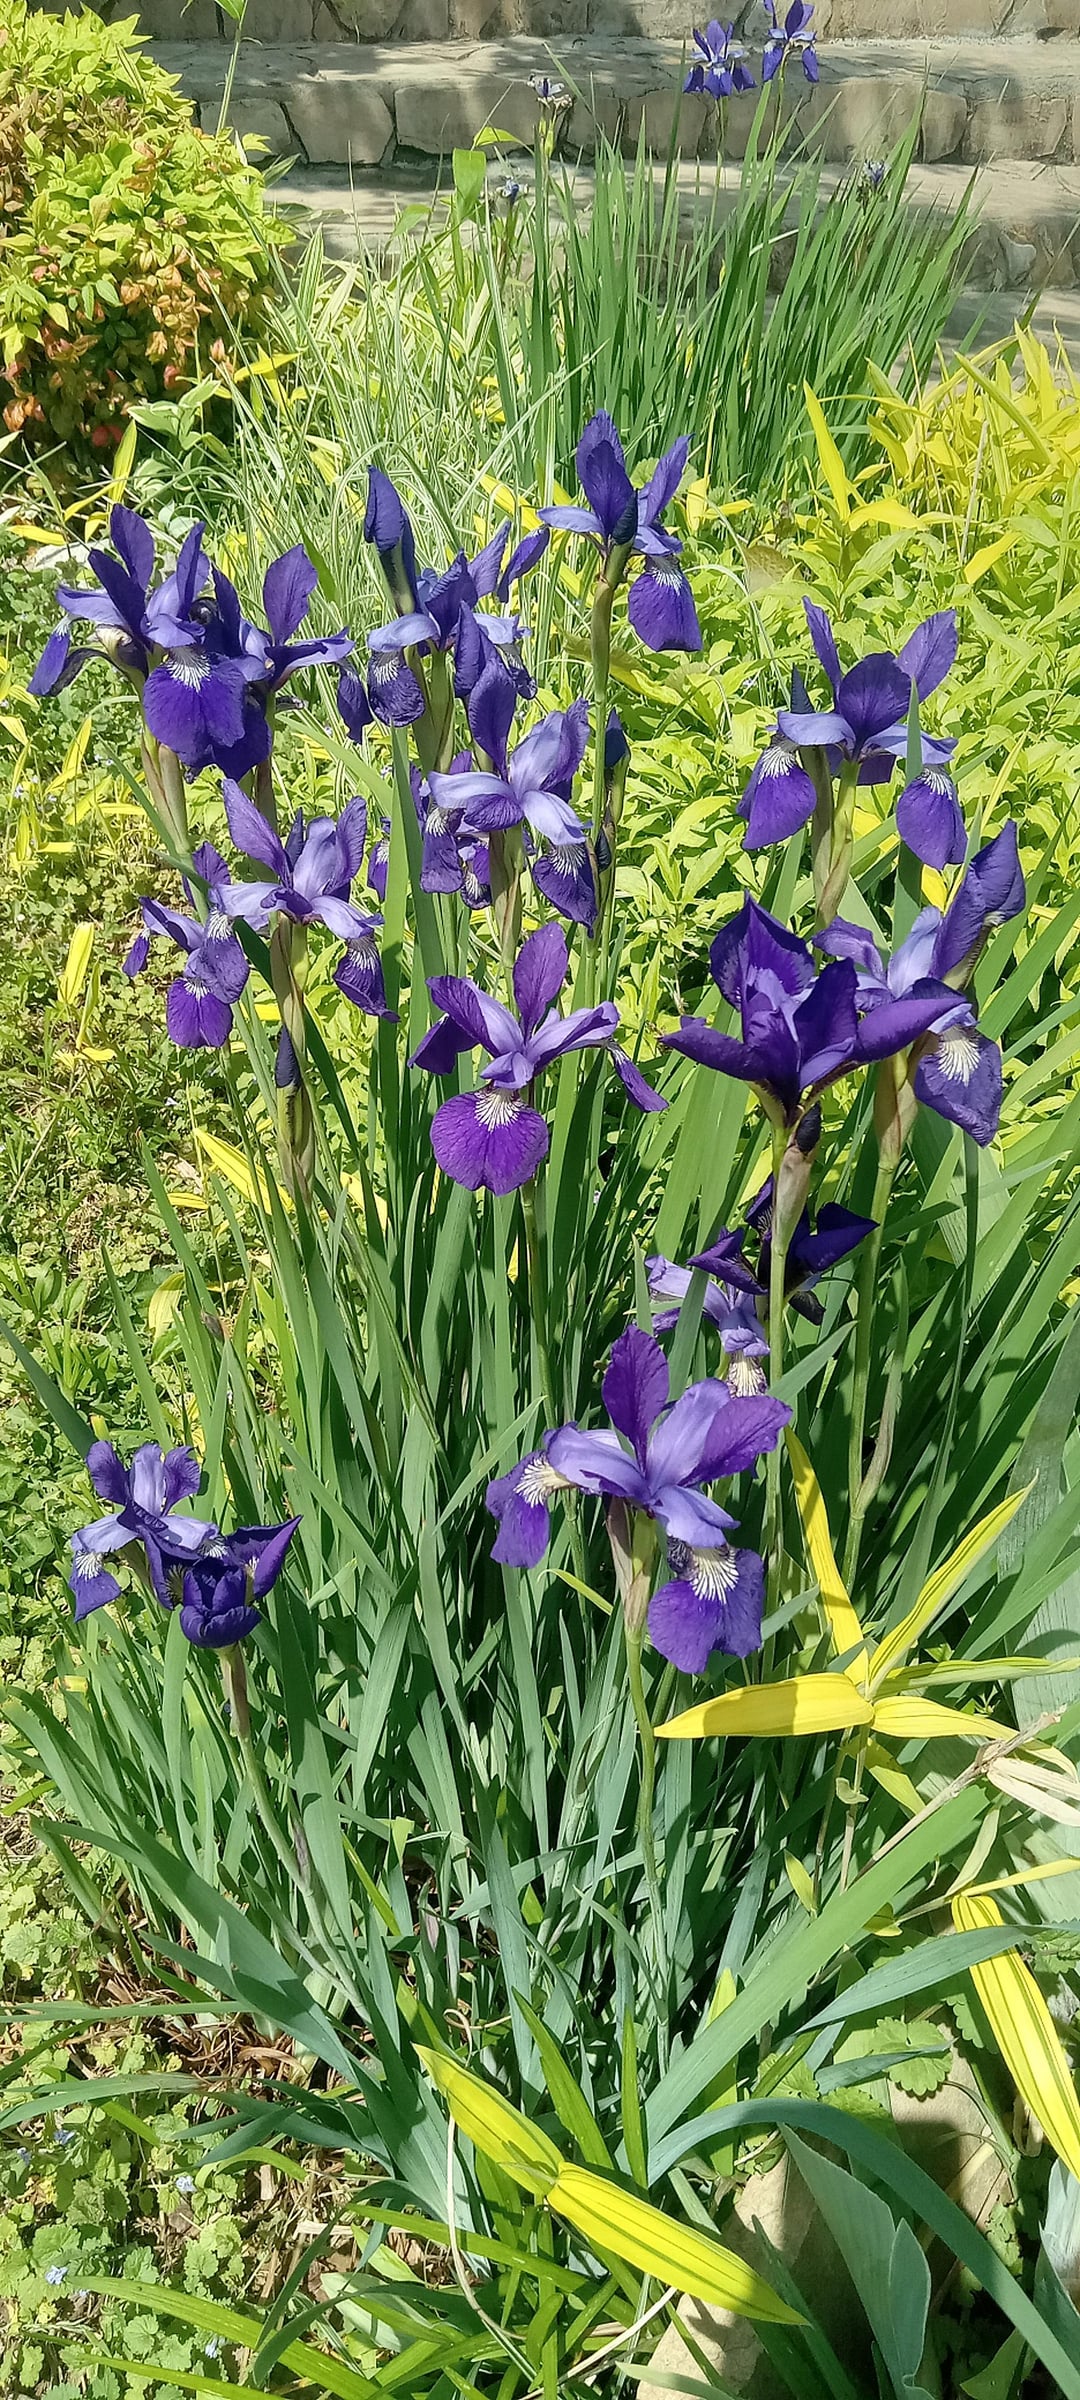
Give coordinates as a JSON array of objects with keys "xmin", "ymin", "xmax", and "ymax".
[{"xmin": 154, "ymin": 33, "xmax": 1080, "ymax": 172}]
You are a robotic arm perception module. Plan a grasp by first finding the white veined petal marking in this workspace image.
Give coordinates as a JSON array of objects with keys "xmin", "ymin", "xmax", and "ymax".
[
  {"xmin": 724, "ymin": 1353, "xmax": 768, "ymax": 1397},
  {"xmin": 475, "ymin": 1088, "xmax": 524, "ymax": 1129},
  {"xmin": 184, "ymin": 972, "xmax": 210, "ymax": 999},
  {"xmin": 205, "ymin": 911, "xmax": 233, "ymax": 942},
  {"xmin": 757, "ymin": 740, "xmax": 802, "ymax": 781},
  {"xmin": 72, "ymin": 1550, "xmax": 103, "ymax": 1582},
  {"xmin": 935, "ymin": 1026, "xmax": 981, "ymax": 1084},
  {"xmin": 166, "ymin": 648, "xmax": 212, "ymax": 689},
  {"xmin": 688, "ymin": 1547, "xmax": 740, "ymax": 1602},
  {"xmin": 517, "ymin": 1455, "xmax": 565, "ymax": 1506},
  {"xmin": 346, "ymin": 937, "xmax": 378, "ymax": 968}
]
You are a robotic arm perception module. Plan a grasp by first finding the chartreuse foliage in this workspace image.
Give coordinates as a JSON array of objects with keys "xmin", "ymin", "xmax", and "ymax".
[
  {"xmin": 0, "ymin": 0, "xmax": 286, "ymax": 459},
  {"xmin": 2, "ymin": 174, "xmax": 1080, "ymax": 2397}
]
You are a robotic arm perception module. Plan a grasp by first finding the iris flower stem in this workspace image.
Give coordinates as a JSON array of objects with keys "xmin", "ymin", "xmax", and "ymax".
[
  {"xmin": 764, "ymin": 1125, "xmax": 790, "ymax": 1598},
  {"xmin": 623, "ymin": 1619, "xmax": 662, "ymax": 1942},
  {"xmin": 520, "ymin": 1167, "xmax": 557, "ymax": 1429},
  {"xmin": 589, "ymin": 579, "xmax": 615, "ymax": 844},
  {"xmin": 269, "ymin": 920, "xmax": 314, "ymax": 1205},
  {"xmin": 839, "ymin": 1737, "xmax": 867, "ymax": 1890},
  {"xmin": 842, "ymin": 1151, "xmax": 898, "ymax": 1587}
]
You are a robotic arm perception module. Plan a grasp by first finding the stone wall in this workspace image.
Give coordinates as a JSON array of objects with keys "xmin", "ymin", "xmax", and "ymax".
[{"xmin": 34, "ymin": 0, "xmax": 1080, "ymax": 46}]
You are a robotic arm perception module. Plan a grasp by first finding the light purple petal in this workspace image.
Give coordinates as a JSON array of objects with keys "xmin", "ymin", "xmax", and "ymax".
[
  {"xmin": 427, "ymin": 973, "xmax": 519, "ymax": 1058},
  {"xmin": 898, "ymin": 609, "xmax": 958, "ymax": 703},
  {"xmin": 223, "ymin": 779, "xmax": 288, "ymax": 874},
  {"xmin": 263, "ymin": 544, "xmax": 317, "ymax": 645},
  {"xmin": 803, "ymin": 600, "xmax": 841, "ymax": 699},
  {"xmin": 546, "ymin": 1423, "xmax": 647, "ymax": 1503}
]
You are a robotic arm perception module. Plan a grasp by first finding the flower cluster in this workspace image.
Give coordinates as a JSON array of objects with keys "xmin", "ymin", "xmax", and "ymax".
[
  {"xmin": 70, "ymin": 1438, "xmax": 299, "ymax": 1649},
  {"xmin": 489, "ymin": 1325, "xmax": 791, "ymax": 1672},
  {"xmin": 684, "ymin": 5, "xmax": 818, "ymax": 100},
  {"xmin": 31, "ymin": 509, "xmax": 351, "ymax": 781}
]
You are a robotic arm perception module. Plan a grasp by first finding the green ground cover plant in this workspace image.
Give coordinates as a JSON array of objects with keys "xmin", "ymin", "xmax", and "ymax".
[{"xmin": 2, "ymin": 37, "xmax": 1080, "ymax": 2400}]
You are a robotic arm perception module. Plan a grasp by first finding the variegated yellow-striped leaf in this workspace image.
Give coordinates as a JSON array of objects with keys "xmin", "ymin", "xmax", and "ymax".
[
  {"xmin": 952, "ymin": 1892, "xmax": 1080, "ymax": 2180},
  {"xmin": 194, "ymin": 1129, "xmax": 287, "ymax": 1214},
  {"xmin": 657, "ymin": 1674, "xmax": 872, "ymax": 1743},
  {"xmin": 804, "ymin": 381, "xmax": 852, "ymax": 520},
  {"xmin": 59, "ymin": 922, "xmax": 95, "ymax": 1008},
  {"xmin": 785, "ymin": 1429, "xmax": 868, "ymax": 1672},
  {"xmin": 416, "ymin": 2048, "xmax": 562, "ymax": 2195},
  {"xmin": 869, "ymin": 1483, "xmax": 1034, "ymax": 1689},
  {"xmin": 548, "ymin": 2164, "xmax": 803, "ymax": 2326},
  {"xmin": 871, "ymin": 1695, "xmax": 1014, "ymax": 1744}
]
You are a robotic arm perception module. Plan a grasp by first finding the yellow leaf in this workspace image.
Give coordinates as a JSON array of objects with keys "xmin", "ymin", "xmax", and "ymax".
[
  {"xmin": 682, "ymin": 474, "xmax": 710, "ymax": 535},
  {"xmin": 803, "ymin": 382, "xmax": 851, "ymax": 520},
  {"xmin": 107, "ymin": 416, "xmax": 138, "ymax": 504},
  {"xmin": 871, "ymin": 1695, "xmax": 1014, "ymax": 1743},
  {"xmin": 166, "ymin": 1190, "xmax": 209, "ymax": 1213},
  {"xmin": 657, "ymin": 1674, "xmax": 873, "ymax": 1743},
  {"xmin": 548, "ymin": 2165, "xmax": 803, "ymax": 2325},
  {"xmin": 847, "ymin": 500, "xmax": 920, "ymax": 532},
  {"xmin": 952, "ymin": 1892, "xmax": 1080, "ymax": 2181},
  {"xmin": 193, "ymin": 1130, "xmax": 286, "ymax": 1213},
  {"xmin": 416, "ymin": 2049, "xmax": 562, "ymax": 2195},
  {"xmin": 77, "ymin": 1043, "xmax": 114, "ymax": 1063},
  {"xmin": 785, "ymin": 1430, "xmax": 868, "ymax": 1671},
  {"xmin": 921, "ymin": 866, "xmax": 948, "ymax": 910},
  {"xmin": 785, "ymin": 1854, "xmax": 818, "ymax": 1915},
  {"xmin": 869, "ymin": 1483, "xmax": 1035, "ymax": 1688},
  {"xmin": 963, "ymin": 531, "xmax": 1019, "ymax": 586},
  {"xmin": 59, "ymin": 922, "xmax": 95, "ymax": 1008},
  {"xmin": 962, "ymin": 1857, "xmax": 1080, "ymax": 1903},
  {"xmin": 148, "ymin": 1273, "xmax": 184, "ymax": 1342}
]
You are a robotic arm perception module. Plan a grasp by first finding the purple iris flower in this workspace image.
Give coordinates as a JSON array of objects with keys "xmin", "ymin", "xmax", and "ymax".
[
  {"xmin": 818, "ymin": 893, "xmax": 1011, "ymax": 1147},
  {"xmin": 366, "ymin": 809, "xmax": 391, "ymax": 901},
  {"xmin": 935, "ymin": 819, "xmax": 1025, "ymax": 980},
  {"xmin": 69, "ymin": 1440, "xmax": 218, "ymax": 1619},
  {"xmin": 762, "ymin": 0, "xmax": 819, "ymax": 82},
  {"xmin": 238, "ymin": 544, "xmax": 353, "ymax": 694},
  {"xmin": 123, "ymin": 841, "xmax": 251, "ymax": 1050},
  {"xmin": 363, "ymin": 467, "xmax": 547, "ymax": 716},
  {"xmin": 487, "ymin": 1324, "xmax": 790, "ymax": 1671},
  {"xmin": 29, "ymin": 504, "xmax": 155, "ymax": 696},
  {"xmin": 725, "ymin": 1180, "xmax": 876, "ymax": 1321},
  {"xmin": 741, "ymin": 602, "xmax": 959, "ymax": 847},
  {"xmin": 647, "ymin": 1256, "xmax": 769, "ymax": 1392},
  {"xmin": 179, "ymin": 1516, "xmax": 300, "ymax": 1649},
  {"xmin": 217, "ymin": 782, "xmax": 394, "ymax": 1020},
  {"xmin": 338, "ymin": 667, "xmax": 374, "ymax": 742},
  {"xmin": 433, "ymin": 699, "xmax": 590, "ymax": 851},
  {"xmin": 538, "ymin": 414, "xmax": 701, "ymax": 654},
  {"xmin": 408, "ymin": 922, "xmax": 665, "ymax": 1194},
  {"xmin": 896, "ymin": 765, "xmax": 966, "ymax": 869},
  {"xmin": 661, "ymin": 896, "xmax": 886, "ymax": 1124},
  {"xmin": 684, "ymin": 21, "xmax": 756, "ymax": 97}
]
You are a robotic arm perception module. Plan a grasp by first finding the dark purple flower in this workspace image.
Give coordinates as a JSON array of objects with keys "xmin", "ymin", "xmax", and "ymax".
[
  {"xmin": 896, "ymin": 766, "xmax": 966, "ymax": 869},
  {"xmin": 249, "ymin": 545, "xmax": 352, "ymax": 692},
  {"xmin": 366, "ymin": 809, "xmax": 391, "ymax": 900},
  {"xmin": 365, "ymin": 466, "xmax": 419, "ymax": 614},
  {"xmin": 124, "ymin": 847, "xmax": 251, "ymax": 1051},
  {"xmin": 772, "ymin": 599, "xmax": 957, "ymax": 792},
  {"xmin": 70, "ymin": 1440, "xmax": 217, "ymax": 1619},
  {"xmin": 409, "ymin": 922, "xmax": 665, "ymax": 1194},
  {"xmin": 740, "ymin": 1180, "xmax": 875, "ymax": 1321},
  {"xmin": 684, "ymin": 20, "xmax": 756, "ymax": 96},
  {"xmin": 817, "ymin": 903, "xmax": 1009, "ymax": 1146},
  {"xmin": 338, "ymin": 667, "xmax": 374, "ymax": 742},
  {"xmin": 539, "ymin": 414, "xmax": 700, "ymax": 654},
  {"xmin": 934, "ymin": 820, "xmax": 1025, "ymax": 981},
  {"xmin": 762, "ymin": 0, "xmax": 818, "ymax": 82},
  {"xmin": 739, "ymin": 736, "xmax": 819, "ymax": 850},
  {"xmin": 179, "ymin": 1516, "xmax": 300, "ymax": 1649},
  {"xmin": 661, "ymin": 897, "xmax": 869, "ymax": 1124},
  {"xmin": 432, "ymin": 702, "xmax": 590, "ymax": 850},
  {"xmin": 487, "ymin": 1325, "xmax": 788, "ymax": 1670}
]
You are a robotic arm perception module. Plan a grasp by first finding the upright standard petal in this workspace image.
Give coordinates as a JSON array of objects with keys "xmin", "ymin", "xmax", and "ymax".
[
  {"xmin": 223, "ymin": 779, "xmax": 289, "ymax": 874},
  {"xmin": 898, "ymin": 609, "xmax": 958, "ymax": 703},
  {"xmin": 602, "ymin": 1325, "xmax": 669, "ymax": 1468},
  {"xmin": 803, "ymin": 599, "xmax": 841, "ymax": 699},
  {"xmin": 512, "ymin": 922, "xmax": 570, "ymax": 1035},
  {"xmin": 263, "ymin": 544, "xmax": 317, "ymax": 645},
  {"xmin": 576, "ymin": 411, "xmax": 635, "ymax": 538}
]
